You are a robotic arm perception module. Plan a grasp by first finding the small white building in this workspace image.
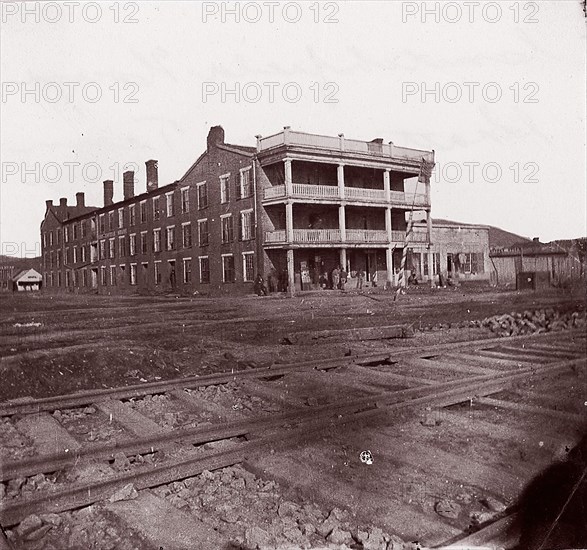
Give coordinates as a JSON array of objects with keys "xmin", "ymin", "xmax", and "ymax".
[{"xmin": 12, "ymin": 268, "xmax": 43, "ymax": 291}]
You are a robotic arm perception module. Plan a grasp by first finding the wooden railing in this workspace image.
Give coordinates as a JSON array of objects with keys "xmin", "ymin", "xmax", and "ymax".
[
  {"xmin": 258, "ymin": 130, "xmax": 434, "ymax": 163},
  {"xmin": 263, "ymin": 183, "xmax": 430, "ymax": 208},
  {"xmin": 264, "ymin": 229, "xmax": 427, "ymax": 245}
]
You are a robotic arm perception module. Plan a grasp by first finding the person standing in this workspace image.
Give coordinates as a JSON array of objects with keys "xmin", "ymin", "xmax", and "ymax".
[
  {"xmin": 339, "ymin": 266, "xmax": 348, "ymax": 290},
  {"xmin": 331, "ymin": 266, "xmax": 340, "ymax": 290},
  {"xmin": 356, "ymin": 268, "xmax": 365, "ymax": 290}
]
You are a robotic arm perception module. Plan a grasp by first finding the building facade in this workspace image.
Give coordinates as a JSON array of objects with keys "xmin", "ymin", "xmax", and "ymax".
[{"xmin": 40, "ymin": 126, "xmax": 446, "ymax": 295}]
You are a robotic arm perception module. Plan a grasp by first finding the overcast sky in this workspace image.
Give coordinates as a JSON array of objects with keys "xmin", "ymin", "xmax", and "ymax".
[{"xmin": 1, "ymin": 1, "xmax": 585, "ymax": 257}]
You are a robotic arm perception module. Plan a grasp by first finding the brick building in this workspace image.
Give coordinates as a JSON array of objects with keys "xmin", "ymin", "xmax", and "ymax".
[{"xmin": 41, "ymin": 126, "xmax": 444, "ymax": 295}]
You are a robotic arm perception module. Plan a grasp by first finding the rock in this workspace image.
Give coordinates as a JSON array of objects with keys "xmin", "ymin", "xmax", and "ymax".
[
  {"xmin": 299, "ymin": 522, "xmax": 316, "ymax": 536},
  {"xmin": 83, "ymin": 406, "xmax": 96, "ymax": 414},
  {"xmin": 200, "ymin": 469, "xmax": 215, "ymax": 481},
  {"xmin": 220, "ymin": 508, "xmax": 240, "ymax": 524},
  {"xmin": 327, "ymin": 526, "xmax": 352, "ymax": 545},
  {"xmin": 16, "ymin": 514, "xmax": 42, "ymax": 537},
  {"xmin": 112, "ymin": 452, "xmax": 132, "ymax": 472},
  {"xmin": 244, "ymin": 526, "xmax": 272, "ymax": 548},
  {"xmin": 7, "ymin": 477, "xmax": 26, "ymax": 497},
  {"xmin": 283, "ymin": 525, "xmax": 305, "ymax": 543},
  {"xmin": 357, "ymin": 527, "xmax": 387, "ymax": 550},
  {"xmin": 434, "ymin": 499, "xmax": 461, "ymax": 519},
  {"xmin": 39, "ymin": 513, "xmax": 62, "ymax": 527},
  {"xmin": 306, "ymin": 397, "xmax": 319, "ymax": 407},
  {"xmin": 470, "ymin": 511, "xmax": 497, "ymax": 526},
  {"xmin": 482, "ymin": 496, "xmax": 507, "ymax": 512},
  {"xmin": 420, "ymin": 413, "xmax": 440, "ymax": 427},
  {"xmin": 278, "ymin": 501, "xmax": 301, "ymax": 519},
  {"xmin": 387, "ymin": 534, "xmax": 407, "ymax": 550},
  {"xmin": 24, "ymin": 524, "xmax": 53, "ymax": 541},
  {"xmin": 0, "ymin": 483, "xmax": 5, "ymax": 500},
  {"xmin": 108, "ymin": 483, "xmax": 138, "ymax": 502}
]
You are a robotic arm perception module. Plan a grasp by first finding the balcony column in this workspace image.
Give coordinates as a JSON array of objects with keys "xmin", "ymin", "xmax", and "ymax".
[
  {"xmin": 385, "ymin": 207, "xmax": 393, "ymax": 242},
  {"xmin": 337, "ymin": 164, "xmax": 345, "ymax": 199},
  {"xmin": 383, "ymin": 169, "xmax": 391, "ymax": 202},
  {"xmin": 338, "ymin": 204, "xmax": 346, "ymax": 270},
  {"xmin": 386, "ymin": 247, "xmax": 394, "ymax": 289},
  {"xmin": 284, "ymin": 159, "xmax": 293, "ymax": 196},
  {"xmin": 286, "ymin": 249, "xmax": 295, "ymax": 297},
  {"xmin": 426, "ymin": 210, "xmax": 434, "ymax": 288},
  {"xmin": 285, "ymin": 202, "xmax": 294, "ymax": 243}
]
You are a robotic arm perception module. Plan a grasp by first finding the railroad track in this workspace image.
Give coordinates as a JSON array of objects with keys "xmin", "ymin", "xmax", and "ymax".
[{"xmin": 0, "ymin": 328, "xmax": 585, "ymax": 547}]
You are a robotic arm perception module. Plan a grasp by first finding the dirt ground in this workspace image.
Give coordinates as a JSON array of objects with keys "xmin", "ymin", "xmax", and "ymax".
[{"xmin": 0, "ymin": 285, "xmax": 584, "ymax": 402}]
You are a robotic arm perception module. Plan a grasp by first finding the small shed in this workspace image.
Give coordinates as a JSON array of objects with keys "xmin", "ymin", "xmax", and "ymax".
[{"xmin": 12, "ymin": 268, "xmax": 43, "ymax": 291}]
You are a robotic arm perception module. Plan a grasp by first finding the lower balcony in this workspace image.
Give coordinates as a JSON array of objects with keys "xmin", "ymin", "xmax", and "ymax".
[{"xmin": 265, "ymin": 229, "xmax": 429, "ymax": 246}]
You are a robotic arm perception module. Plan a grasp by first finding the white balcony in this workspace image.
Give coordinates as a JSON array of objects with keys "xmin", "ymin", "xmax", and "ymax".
[
  {"xmin": 264, "ymin": 229, "xmax": 430, "ymax": 246},
  {"xmin": 263, "ymin": 183, "xmax": 429, "ymax": 208},
  {"xmin": 257, "ymin": 130, "xmax": 434, "ymax": 163}
]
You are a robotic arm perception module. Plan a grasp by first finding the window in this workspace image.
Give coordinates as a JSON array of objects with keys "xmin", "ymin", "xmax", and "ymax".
[
  {"xmin": 73, "ymin": 223, "xmax": 79, "ymax": 240},
  {"xmin": 166, "ymin": 226, "xmax": 175, "ymax": 251},
  {"xmin": 183, "ymin": 258, "xmax": 192, "ymax": 284},
  {"xmin": 130, "ymin": 264, "xmax": 137, "ymax": 285},
  {"xmin": 240, "ymin": 167, "xmax": 252, "ymax": 198},
  {"xmin": 197, "ymin": 182, "xmax": 208, "ymax": 210},
  {"xmin": 243, "ymin": 252, "xmax": 254, "ymax": 282},
  {"xmin": 153, "ymin": 196, "xmax": 161, "ymax": 220},
  {"xmin": 109, "ymin": 211, "xmax": 115, "ymax": 231},
  {"xmin": 82, "ymin": 269, "xmax": 88, "ymax": 287},
  {"xmin": 129, "ymin": 234, "xmax": 137, "ymax": 256},
  {"xmin": 81, "ymin": 245, "xmax": 87, "ymax": 263},
  {"xmin": 140, "ymin": 201, "xmax": 147, "ymax": 223},
  {"xmin": 221, "ymin": 214, "xmax": 233, "ymax": 243},
  {"xmin": 423, "ymin": 252, "xmax": 441, "ymax": 276},
  {"xmin": 118, "ymin": 236, "xmax": 126, "ymax": 257},
  {"xmin": 81, "ymin": 221, "xmax": 87, "ymax": 239},
  {"xmin": 181, "ymin": 187, "xmax": 190, "ymax": 213},
  {"xmin": 153, "ymin": 229, "xmax": 161, "ymax": 252},
  {"xmin": 154, "ymin": 261, "xmax": 162, "ymax": 285},
  {"xmin": 73, "ymin": 246, "xmax": 78, "ymax": 264},
  {"xmin": 118, "ymin": 208, "xmax": 124, "ymax": 229},
  {"xmin": 199, "ymin": 256, "xmax": 210, "ymax": 284},
  {"xmin": 119, "ymin": 264, "xmax": 126, "ymax": 284},
  {"xmin": 166, "ymin": 192, "xmax": 174, "ymax": 217},
  {"xmin": 57, "ymin": 228, "xmax": 62, "ymax": 245},
  {"xmin": 140, "ymin": 231, "xmax": 148, "ymax": 254},
  {"xmin": 64, "ymin": 226, "xmax": 69, "ymax": 243},
  {"xmin": 240, "ymin": 209, "xmax": 254, "ymax": 241},
  {"xmin": 42, "ymin": 233, "xmax": 47, "ymax": 248},
  {"xmin": 220, "ymin": 174, "xmax": 230, "ymax": 203},
  {"xmin": 50, "ymin": 231, "xmax": 54, "ymax": 246},
  {"xmin": 100, "ymin": 267, "xmax": 107, "ymax": 286},
  {"xmin": 471, "ymin": 252, "xmax": 484, "ymax": 274},
  {"xmin": 222, "ymin": 255, "xmax": 235, "ymax": 283},
  {"xmin": 182, "ymin": 222, "xmax": 192, "ymax": 248},
  {"xmin": 198, "ymin": 219, "xmax": 209, "ymax": 247},
  {"xmin": 99, "ymin": 239, "xmax": 106, "ymax": 260},
  {"xmin": 108, "ymin": 238, "xmax": 115, "ymax": 259},
  {"xmin": 110, "ymin": 265, "xmax": 117, "ymax": 286},
  {"xmin": 129, "ymin": 204, "xmax": 136, "ymax": 226},
  {"xmin": 99, "ymin": 214, "xmax": 105, "ymax": 233}
]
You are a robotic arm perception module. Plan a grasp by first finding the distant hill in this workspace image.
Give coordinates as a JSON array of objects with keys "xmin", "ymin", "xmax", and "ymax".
[
  {"xmin": 0, "ymin": 255, "xmax": 42, "ymax": 273},
  {"xmin": 487, "ymin": 226, "xmax": 531, "ymax": 248}
]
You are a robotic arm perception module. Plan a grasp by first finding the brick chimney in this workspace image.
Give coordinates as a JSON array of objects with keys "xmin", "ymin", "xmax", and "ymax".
[
  {"xmin": 207, "ymin": 125, "xmax": 225, "ymax": 150},
  {"xmin": 123, "ymin": 171, "xmax": 135, "ymax": 200},
  {"xmin": 146, "ymin": 160, "xmax": 158, "ymax": 192},
  {"xmin": 76, "ymin": 192, "xmax": 85, "ymax": 208},
  {"xmin": 103, "ymin": 180, "xmax": 114, "ymax": 206},
  {"xmin": 59, "ymin": 197, "xmax": 67, "ymax": 207},
  {"xmin": 45, "ymin": 200, "xmax": 53, "ymax": 209},
  {"xmin": 533, "ymin": 237, "xmax": 540, "ymax": 243}
]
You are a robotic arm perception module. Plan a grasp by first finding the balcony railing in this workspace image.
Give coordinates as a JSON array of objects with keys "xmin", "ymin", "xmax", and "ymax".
[
  {"xmin": 258, "ymin": 130, "xmax": 434, "ymax": 163},
  {"xmin": 263, "ymin": 183, "xmax": 429, "ymax": 207},
  {"xmin": 263, "ymin": 229, "xmax": 432, "ymax": 245}
]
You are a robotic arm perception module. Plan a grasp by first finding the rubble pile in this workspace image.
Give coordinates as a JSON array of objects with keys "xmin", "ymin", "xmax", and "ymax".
[
  {"xmin": 5, "ymin": 507, "xmax": 142, "ymax": 550},
  {"xmin": 480, "ymin": 308, "xmax": 585, "ymax": 337},
  {"xmin": 54, "ymin": 406, "xmax": 124, "ymax": 443},
  {"xmin": 152, "ymin": 465, "xmax": 408, "ymax": 550}
]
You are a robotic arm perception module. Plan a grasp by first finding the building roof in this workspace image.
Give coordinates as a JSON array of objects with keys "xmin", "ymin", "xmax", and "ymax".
[{"xmin": 12, "ymin": 268, "xmax": 42, "ymax": 282}]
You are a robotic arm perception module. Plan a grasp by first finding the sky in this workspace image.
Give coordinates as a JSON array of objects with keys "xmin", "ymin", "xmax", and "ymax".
[{"xmin": 1, "ymin": 0, "xmax": 586, "ymax": 258}]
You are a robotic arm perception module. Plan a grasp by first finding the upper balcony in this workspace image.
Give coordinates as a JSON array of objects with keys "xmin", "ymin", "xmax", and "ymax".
[
  {"xmin": 257, "ymin": 128, "xmax": 435, "ymax": 169},
  {"xmin": 263, "ymin": 183, "xmax": 429, "ymax": 209}
]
